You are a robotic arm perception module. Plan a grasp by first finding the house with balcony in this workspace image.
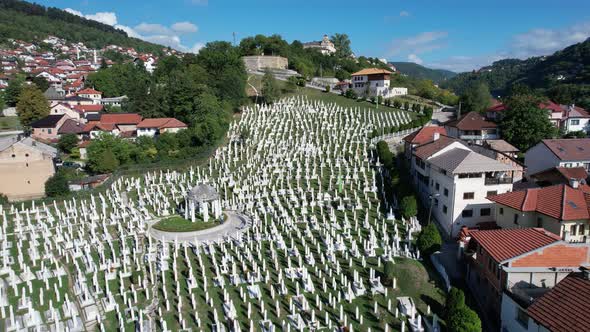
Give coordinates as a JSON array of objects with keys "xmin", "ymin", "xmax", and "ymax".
[
  {"xmin": 460, "ymin": 227, "xmax": 590, "ymax": 330},
  {"xmin": 444, "ymin": 111, "xmax": 499, "ymax": 144},
  {"xmin": 487, "ymin": 181, "xmax": 590, "ymax": 242},
  {"xmin": 348, "ymin": 68, "xmax": 407, "ymax": 98},
  {"xmin": 524, "ymin": 138, "xmax": 590, "ymax": 176},
  {"xmin": 410, "ymin": 134, "xmax": 518, "ymax": 236},
  {"xmin": 501, "ymin": 271, "xmax": 590, "ymax": 332}
]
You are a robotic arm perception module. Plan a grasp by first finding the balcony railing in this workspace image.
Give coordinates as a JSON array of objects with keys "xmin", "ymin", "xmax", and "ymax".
[{"xmin": 485, "ymin": 177, "xmax": 513, "ymax": 185}]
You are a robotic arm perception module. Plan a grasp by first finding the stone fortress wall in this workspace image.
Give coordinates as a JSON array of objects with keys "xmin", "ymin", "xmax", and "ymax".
[{"xmin": 242, "ymin": 55, "xmax": 288, "ymax": 71}]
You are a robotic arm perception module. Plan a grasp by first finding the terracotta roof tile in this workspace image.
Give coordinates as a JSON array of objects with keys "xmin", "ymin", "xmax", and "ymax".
[
  {"xmin": 403, "ymin": 126, "xmax": 447, "ymax": 145},
  {"xmin": 470, "ymin": 228, "xmax": 560, "ymax": 262},
  {"xmin": 527, "ymin": 272, "xmax": 590, "ymax": 332},
  {"xmin": 137, "ymin": 118, "xmax": 187, "ymax": 129},
  {"xmin": 351, "ymin": 68, "xmax": 392, "ymax": 76},
  {"xmin": 542, "ymin": 139, "xmax": 590, "ymax": 161},
  {"xmin": 413, "ymin": 135, "xmax": 462, "ymax": 160},
  {"xmin": 445, "ymin": 111, "xmax": 497, "ymax": 130},
  {"xmin": 100, "ymin": 113, "xmax": 142, "ymax": 125},
  {"xmin": 488, "ymin": 184, "xmax": 590, "ymax": 221}
]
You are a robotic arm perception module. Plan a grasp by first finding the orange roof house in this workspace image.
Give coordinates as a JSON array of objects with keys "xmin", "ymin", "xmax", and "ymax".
[
  {"xmin": 137, "ymin": 118, "xmax": 188, "ymax": 137},
  {"xmin": 487, "ymin": 183, "xmax": 590, "ymax": 241}
]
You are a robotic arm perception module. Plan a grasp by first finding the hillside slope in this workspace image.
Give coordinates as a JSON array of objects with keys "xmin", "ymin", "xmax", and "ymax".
[
  {"xmin": 0, "ymin": 0, "xmax": 164, "ymax": 53},
  {"xmin": 441, "ymin": 38, "xmax": 590, "ymax": 97},
  {"xmin": 390, "ymin": 61, "xmax": 456, "ymax": 84}
]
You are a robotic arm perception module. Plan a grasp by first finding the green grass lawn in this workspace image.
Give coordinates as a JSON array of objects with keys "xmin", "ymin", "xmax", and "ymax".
[
  {"xmin": 0, "ymin": 116, "xmax": 21, "ymax": 131},
  {"xmin": 152, "ymin": 215, "xmax": 221, "ymax": 232}
]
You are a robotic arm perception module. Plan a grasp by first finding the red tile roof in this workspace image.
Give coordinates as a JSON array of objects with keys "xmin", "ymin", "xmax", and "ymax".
[
  {"xmin": 445, "ymin": 111, "xmax": 497, "ymax": 130},
  {"xmin": 527, "ymin": 272, "xmax": 590, "ymax": 332},
  {"xmin": 137, "ymin": 118, "xmax": 187, "ymax": 129},
  {"xmin": 488, "ymin": 184, "xmax": 590, "ymax": 221},
  {"xmin": 469, "ymin": 228, "xmax": 561, "ymax": 262},
  {"xmin": 100, "ymin": 113, "xmax": 142, "ymax": 125},
  {"xmin": 541, "ymin": 139, "xmax": 590, "ymax": 161},
  {"xmin": 351, "ymin": 68, "xmax": 392, "ymax": 76},
  {"xmin": 486, "ymin": 103, "xmax": 507, "ymax": 113},
  {"xmin": 76, "ymin": 88, "xmax": 102, "ymax": 95},
  {"xmin": 539, "ymin": 101, "xmax": 564, "ymax": 113},
  {"xmin": 73, "ymin": 104, "xmax": 103, "ymax": 113},
  {"xmin": 556, "ymin": 167, "xmax": 589, "ymax": 181},
  {"xmin": 403, "ymin": 126, "xmax": 447, "ymax": 145},
  {"xmin": 413, "ymin": 135, "xmax": 462, "ymax": 160}
]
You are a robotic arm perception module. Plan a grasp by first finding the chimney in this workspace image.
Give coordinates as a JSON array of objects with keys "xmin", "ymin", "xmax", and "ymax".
[
  {"xmin": 433, "ymin": 132, "xmax": 440, "ymax": 141},
  {"xmin": 570, "ymin": 178, "xmax": 580, "ymax": 189}
]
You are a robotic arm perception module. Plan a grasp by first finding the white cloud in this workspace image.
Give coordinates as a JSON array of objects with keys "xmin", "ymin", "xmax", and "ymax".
[
  {"xmin": 172, "ymin": 22, "xmax": 198, "ymax": 34},
  {"xmin": 509, "ymin": 22, "xmax": 590, "ymax": 58},
  {"xmin": 399, "ymin": 11, "xmax": 410, "ymax": 17},
  {"xmin": 65, "ymin": 8, "xmax": 118, "ymax": 26},
  {"xmin": 427, "ymin": 54, "xmax": 505, "ymax": 73},
  {"xmin": 426, "ymin": 21, "xmax": 590, "ymax": 72},
  {"xmin": 64, "ymin": 8, "xmax": 200, "ymax": 52},
  {"xmin": 387, "ymin": 31, "xmax": 448, "ymax": 59},
  {"xmin": 190, "ymin": 42, "xmax": 205, "ymax": 54},
  {"xmin": 407, "ymin": 54, "xmax": 423, "ymax": 65},
  {"xmin": 134, "ymin": 23, "xmax": 172, "ymax": 36},
  {"xmin": 85, "ymin": 12, "xmax": 118, "ymax": 26}
]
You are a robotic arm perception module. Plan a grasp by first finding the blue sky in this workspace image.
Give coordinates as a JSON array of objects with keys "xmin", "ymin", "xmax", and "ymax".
[{"xmin": 37, "ymin": 0, "xmax": 590, "ymax": 72}]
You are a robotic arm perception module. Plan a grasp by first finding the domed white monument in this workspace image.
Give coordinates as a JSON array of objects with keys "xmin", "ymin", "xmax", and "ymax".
[{"xmin": 185, "ymin": 183, "xmax": 222, "ymax": 222}]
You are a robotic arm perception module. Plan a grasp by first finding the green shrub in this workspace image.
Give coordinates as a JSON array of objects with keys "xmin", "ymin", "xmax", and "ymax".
[{"xmin": 417, "ymin": 223, "xmax": 442, "ymax": 256}]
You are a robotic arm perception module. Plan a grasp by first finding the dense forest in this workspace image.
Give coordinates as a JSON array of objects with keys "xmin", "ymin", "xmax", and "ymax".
[
  {"xmin": 389, "ymin": 62, "xmax": 456, "ymax": 84},
  {"xmin": 0, "ymin": 0, "xmax": 164, "ymax": 53},
  {"xmin": 442, "ymin": 38, "xmax": 590, "ymax": 108}
]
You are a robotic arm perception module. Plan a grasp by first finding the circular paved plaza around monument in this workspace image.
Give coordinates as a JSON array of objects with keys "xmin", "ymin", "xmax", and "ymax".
[{"xmin": 148, "ymin": 210, "xmax": 250, "ymax": 244}]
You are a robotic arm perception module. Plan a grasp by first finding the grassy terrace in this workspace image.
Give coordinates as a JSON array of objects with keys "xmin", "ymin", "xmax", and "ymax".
[
  {"xmin": 152, "ymin": 215, "xmax": 222, "ymax": 232},
  {"xmin": 0, "ymin": 116, "xmax": 21, "ymax": 131}
]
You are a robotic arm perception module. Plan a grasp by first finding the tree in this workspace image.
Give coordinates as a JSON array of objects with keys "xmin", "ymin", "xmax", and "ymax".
[
  {"xmin": 31, "ymin": 76, "xmax": 49, "ymax": 92},
  {"xmin": 94, "ymin": 150, "xmax": 119, "ymax": 173},
  {"xmin": 460, "ymin": 82, "xmax": 492, "ymax": 113},
  {"xmin": 45, "ymin": 171, "xmax": 70, "ymax": 198},
  {"xmin": 447, "ymin": 305, "xmax": 482, "ymax": 332},
  {"xmin": 400, "ymin": 195, "xmax": 417, "ymax": 219},
  {"xmin": 382, "ymin": 261, "xmax": 396, "ymax": 286},
  {"xmin": 330, "ymin": 33, "xmax": 352, "ymax": 58},
  {"xmin": 500, "ymin": 94, "xmax": 558, "ymax": 151},
  {"xmin": 445, "ymin": 287, "xmax": 466, "ymax": 317},
  {"xmin": 58, "ymin": 134, "xmax": 79, "ymax": 154},
  {"xmin": 564, "ymin": 130, "xmax": 587, "ymax": 138},
  {"xmin": 261, "ymin": 70, "xmax": 280, "ymax": 104},
  {"xmin": 417, "ymin": 223, "xmax": 442, "ymax": 256},
  {"xmin": 4, "ymin": 76, "xmax": 24, "ymax": 107},
  {"xmin": 16, "ymin": 84, "xmax": 50, "ymax": 129}
]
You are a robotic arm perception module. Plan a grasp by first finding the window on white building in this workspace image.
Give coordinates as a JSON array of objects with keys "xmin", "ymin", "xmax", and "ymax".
[
  {"xmin": 462, "ymin": 209, "xmax": 473, "ymax": 218},
  {"xmin": 442, "ymin": 205, "xmax": 448, "ymax": 214},
  {"xmin": 486, "ymin": 191, "xmax": 497, "ymax": 197},
  {"xmin": 480, "ymin": 208, "xmax": 491, "ymax": 216},
  {"xmin": 571, "ymin": 119, "xmax": 580, "ymax": 125},
  {"xmin": 463, "ymin": 192, "xmax": 475, "ymax": 200}
]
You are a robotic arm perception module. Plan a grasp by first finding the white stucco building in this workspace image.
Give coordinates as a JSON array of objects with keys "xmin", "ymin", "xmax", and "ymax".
[
  {"xmin": 410, "ymin": 135, "xmax": 518, "ymax": 236},
  {"xmin": 348, "ymin": 68, "xmax": 406, "ymax": 98}
]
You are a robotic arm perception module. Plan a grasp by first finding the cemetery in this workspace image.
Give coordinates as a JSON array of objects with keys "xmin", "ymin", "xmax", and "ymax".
[{"xmin": 0, "ymin": 96, "xmax": 446, "ymax": 331}]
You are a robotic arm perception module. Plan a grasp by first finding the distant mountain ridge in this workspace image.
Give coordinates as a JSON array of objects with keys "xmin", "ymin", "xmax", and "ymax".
[
  {"xmin": 441, "ymin": 38, "xmax": 590, "ymax": 97},
  {"xmin": 389, "ymin": 61, "xmax": 456, "ymax": 84},
  {"xmin": 0, "ymin": 0, "xmax": 164, "ymax": 54}
]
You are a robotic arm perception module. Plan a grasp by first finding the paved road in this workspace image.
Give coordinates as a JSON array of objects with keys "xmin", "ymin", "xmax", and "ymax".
[{"xmin": 148, "ymin": 211, "xmax": 250, "ymax": 244}]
